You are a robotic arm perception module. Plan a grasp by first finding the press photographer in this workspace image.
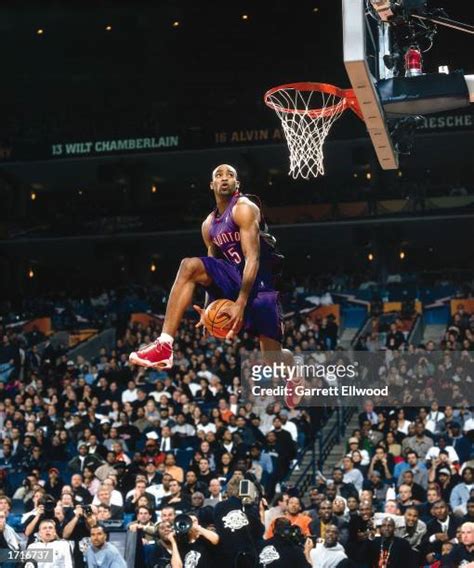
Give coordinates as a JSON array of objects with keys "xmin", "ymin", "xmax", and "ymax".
[
  {"xmin": 213, "ymin": 475, "xmax": 265, "ymax": 568},
  {"xmin": 23, "ymin": 495, "xmax": 64, "ymax": 543},
  {"xmin": 62, "ymin": 504, "xmax": 99, "ymax": 568},
  {"xmin": 175, "ymin": 513, "xmax": 219, "ymax": 568},
  {"xmin": 258, "ymin": 517, "xmax": 310, "ymax": 568}
]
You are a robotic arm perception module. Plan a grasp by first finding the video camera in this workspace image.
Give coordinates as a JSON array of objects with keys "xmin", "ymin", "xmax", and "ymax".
[
  {"xmin": 370, "ymin": 1, "xmax": 427, "ymax": 23},
  {"xmin": 39, "ymin": 495, "xmax": 56, "ymax": 519},
  {"xmin": 369, "ymin": 0, "xmax": 473, "ymax": 72},
  {"xmin": 238, "ymin": 479, "xmax": 259, "ymax": 506},
  {"xmin": 173, "ymin": 514, "xmax": 193, "ymax": 539},
  {"xmin": 275, "ymin": 523, "xmax": 306, "ymax": 547}
]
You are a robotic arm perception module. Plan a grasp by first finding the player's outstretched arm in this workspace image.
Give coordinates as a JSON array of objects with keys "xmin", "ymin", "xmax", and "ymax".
[{"xmin": 225, "ymin": 200, "xmax": 260, "ymax": 339}]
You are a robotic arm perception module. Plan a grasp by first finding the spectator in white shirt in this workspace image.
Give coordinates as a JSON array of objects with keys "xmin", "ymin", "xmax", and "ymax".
[
  {"xmin": 121, "ymin": 380, "xmax": 138, "ymax": 404},
  {"xmin": 27, "ymin": 519, "xmax": 73, "ymax": 568},
  {"xmin": 425, "ymin": 437, "xmax": 460, "ymax": 464},
  {"xmin": 279, "ymin": 409, "xmax": 298, "ymax": 442},
  {"xmin": 342, "ymin": 456, "xmax": 364, "ymax": 492}
]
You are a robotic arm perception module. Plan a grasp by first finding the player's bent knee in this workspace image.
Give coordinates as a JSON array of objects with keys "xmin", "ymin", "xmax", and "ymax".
[{"xmin": 178, "ymin": 257, "xmax": 201, "ymax": 277}]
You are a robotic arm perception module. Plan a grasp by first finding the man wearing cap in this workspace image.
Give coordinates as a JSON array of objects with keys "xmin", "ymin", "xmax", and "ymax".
[
  {"xmin": 94, "ymin": 451, "xmax": 118, "ymax": 482},
  {"xmin": 68, "ymin": 444, "xmax": 103, "ymax": 474},
  {"xmin": 347, "ymin": 437, "xmax": 370, "ymax": 466},
  {"xmin": 278, "ymin": 410, "xmax": 298, "ymax": 442},
  {"xmin": 363, "ymin": 470, "xmax": 390, "ymax": 506},
  {"xmin": 143, "ymin": 438, "xmax": 164, "ymax": 467},
  {"xmin": 44, "ymin": 468, "xmax": 64, "ymax": 500},
  {"xmin": 144, "ymin": 459, "xmax": 163, "ymax": 486},
  {"xmin": 435, "ymin": 466, "xmax": 457, "ymax": 503}
]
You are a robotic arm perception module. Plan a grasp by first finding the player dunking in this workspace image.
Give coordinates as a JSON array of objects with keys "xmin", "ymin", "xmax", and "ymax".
[{"xmin": 129, "ymin": 164, "xmax": 301, "ymax": 406}]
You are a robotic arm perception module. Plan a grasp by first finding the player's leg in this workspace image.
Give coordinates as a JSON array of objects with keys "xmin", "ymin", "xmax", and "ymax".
[
  {"xmin": 129, "ymin": 257, "xmax": 211, "ymax": 368},
  {"xmin": 162, "ymin": 257, "xmax": 212, "ymax": 336}
]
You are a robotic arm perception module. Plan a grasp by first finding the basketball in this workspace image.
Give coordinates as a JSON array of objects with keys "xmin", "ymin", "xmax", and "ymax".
[{"xmin": 203, "ymin": 299, "xmax": 242, "ymax": 339}]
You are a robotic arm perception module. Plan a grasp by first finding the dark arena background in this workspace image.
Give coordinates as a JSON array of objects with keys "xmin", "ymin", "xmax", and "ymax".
[{"xmin": 0, "ymin": 1, "xmax": 473, "ymax": 567}]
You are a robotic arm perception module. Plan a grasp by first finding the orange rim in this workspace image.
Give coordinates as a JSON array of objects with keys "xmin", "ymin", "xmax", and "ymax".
[{"xmin": 264, "ymin": 82, "xmax": 363, "ymax": 120}]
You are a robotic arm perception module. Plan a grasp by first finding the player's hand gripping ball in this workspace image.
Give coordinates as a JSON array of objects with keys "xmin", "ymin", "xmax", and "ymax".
[{"xmin": 202, "ymin": 299, "xmax": 243, "ymax": 339}]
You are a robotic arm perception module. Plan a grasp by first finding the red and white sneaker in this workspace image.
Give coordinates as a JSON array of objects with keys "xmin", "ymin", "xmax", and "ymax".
[{"xmin": 129, "ymin": 339, "xmax": 174, "ymax": 369}]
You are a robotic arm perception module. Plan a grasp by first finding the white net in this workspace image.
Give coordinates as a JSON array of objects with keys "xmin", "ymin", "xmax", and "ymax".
[{"xmin": 266, "ymin": 86, "xmax": 347, "ymax": 179}]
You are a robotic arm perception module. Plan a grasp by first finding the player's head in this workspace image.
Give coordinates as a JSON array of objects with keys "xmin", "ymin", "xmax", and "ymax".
[{"xmin": 210, "ymin": 164, "xmax": 240, "ymax": 197}]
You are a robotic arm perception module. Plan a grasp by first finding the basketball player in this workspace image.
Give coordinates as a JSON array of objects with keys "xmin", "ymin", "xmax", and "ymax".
[{"xmin": 130, "ymin": 164, "xmax": 301, "ymax": 406}]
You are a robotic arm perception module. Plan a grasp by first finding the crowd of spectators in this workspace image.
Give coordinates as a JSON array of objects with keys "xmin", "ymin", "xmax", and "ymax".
[
  {"xmin": 0, "ymin": 298, "xmax": 472, "ymax": 566},
  {"xmin": 0, "ymin": 310, "xmax": 328, "ymax": 567}
]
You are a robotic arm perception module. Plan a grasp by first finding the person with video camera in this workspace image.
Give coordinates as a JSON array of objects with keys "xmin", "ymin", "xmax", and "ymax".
[
  {"xmin": 213, "ymin": 474, "xmax": 265, "ymax": 568},
  {"xmin": 175, "ymin": 513, "xmax": 219, "ymax": 568},
  {"xmin": 258, "ymin": 517, "xmax": 310, "ymax": 567}
]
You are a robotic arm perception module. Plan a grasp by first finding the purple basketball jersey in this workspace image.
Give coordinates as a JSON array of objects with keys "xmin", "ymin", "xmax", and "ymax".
[{"xmin": 208, "ymin": 193, "xmax": 278, "ymax": 290}]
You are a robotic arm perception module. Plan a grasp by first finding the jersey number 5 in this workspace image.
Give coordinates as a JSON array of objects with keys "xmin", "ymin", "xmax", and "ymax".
[{"xmin": 226, "ymin": 246, "xmax": 242, "ymax": 264}]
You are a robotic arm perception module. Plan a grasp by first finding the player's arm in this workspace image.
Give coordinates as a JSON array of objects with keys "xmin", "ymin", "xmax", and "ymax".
[
  {"xmin": 226, "ymin": 200, "xmax": 260, "ymax": 338},
  {"xmin": 201, "ymin": 215, "xmax": 218, "ymax": 257}
]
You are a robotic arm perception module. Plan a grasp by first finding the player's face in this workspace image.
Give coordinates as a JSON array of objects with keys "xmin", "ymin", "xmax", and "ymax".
[{"xmin": 210, "ymin": 164, "xmax": 239, "ymax": 197}]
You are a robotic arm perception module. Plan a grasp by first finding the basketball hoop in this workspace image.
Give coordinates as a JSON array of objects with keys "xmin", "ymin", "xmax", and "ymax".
[{"xmin": 264, "ymin": 82, "xmax": 362, "ymax": 179}]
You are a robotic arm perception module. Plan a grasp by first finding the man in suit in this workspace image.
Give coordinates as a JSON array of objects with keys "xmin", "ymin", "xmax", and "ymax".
[
  {"xmin": 422, "ymin": 499, "xmax": 460, "ymax": 564},
  {"xmin": 203, "ymin": 478, "xmax": 223, "ymax": 508},
  {"xmin": 359, "ymin": 401, "xmax": 378, "ymax": 427}
]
